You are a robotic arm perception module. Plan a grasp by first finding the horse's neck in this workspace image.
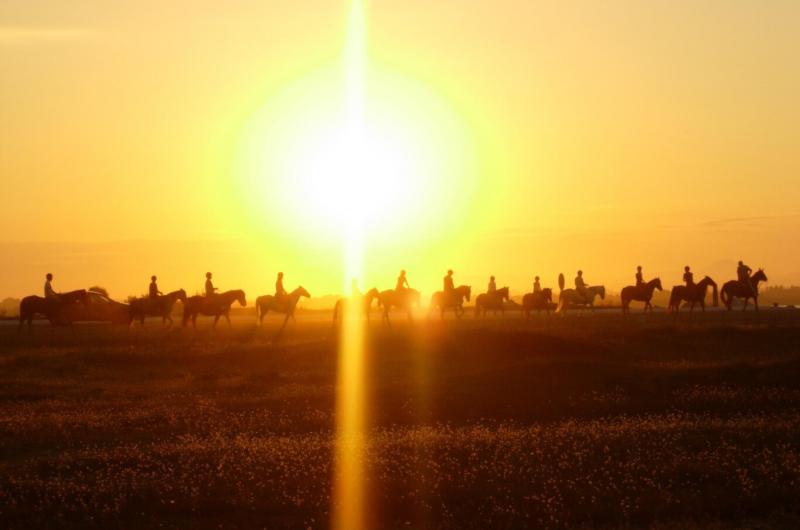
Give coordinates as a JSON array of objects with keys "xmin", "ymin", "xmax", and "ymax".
[{"xmin": 220, "ymin": 291, "xmax": 238, "ymax": 302}]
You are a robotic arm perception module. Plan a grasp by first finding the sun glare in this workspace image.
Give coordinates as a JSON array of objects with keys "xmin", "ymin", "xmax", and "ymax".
[{"xmin": 236, "ymin": 39, "xmax": 476, "ymax": 249}]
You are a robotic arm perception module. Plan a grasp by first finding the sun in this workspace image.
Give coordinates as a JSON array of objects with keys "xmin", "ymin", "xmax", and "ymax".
[
  {"xmin": 277, "ymin": 112, "xmax": 418, "ymax": 230},
  {"xmin": 235, "ymin": 69, "xmax": 475, "ymax": 248}
]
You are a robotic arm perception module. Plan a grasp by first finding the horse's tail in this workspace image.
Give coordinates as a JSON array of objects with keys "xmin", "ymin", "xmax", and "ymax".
[
  {"xmin": 255, "ymin": 299, "xmax": 261, "ymax": 321},
  {"xmin": 711, "ymin": 281, "xmax": 719, "ymax": 307},
  {"xmin": 719, "ymin": 284, "xmax": 728, "ymax": 308},
  {"xmin": 667, "ymin": 290, "xmax": 677, "ymax": 312}
]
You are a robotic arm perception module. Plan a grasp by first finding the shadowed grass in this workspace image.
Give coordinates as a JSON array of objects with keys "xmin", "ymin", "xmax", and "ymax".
[{"xmin": 1, "ymin": 313, "xmax": 800, "ymax": 528}]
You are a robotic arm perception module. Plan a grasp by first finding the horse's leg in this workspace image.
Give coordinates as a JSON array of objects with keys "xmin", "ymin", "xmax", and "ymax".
[
  {"xmin": 742, "ymin": 297, "xmax": 748, "ymax": 312},
  {"xmin": 754, "ymin": 297, "xmax": 759, "ymax": 311},
  {"xmin": 225, "ymin": 313, "xmax": 232, "ymax": 329}
]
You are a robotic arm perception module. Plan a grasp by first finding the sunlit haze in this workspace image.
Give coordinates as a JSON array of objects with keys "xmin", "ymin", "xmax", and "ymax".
[{"xmin": 2, "ymin": 0, "xmax": 799, "ymax": 299}]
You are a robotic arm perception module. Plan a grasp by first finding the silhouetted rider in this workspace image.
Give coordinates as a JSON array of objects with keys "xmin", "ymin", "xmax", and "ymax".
[
  {"xmin": 275, "ymin": 272, "xmax": 288, "ymax": 307},
  {"xmin": 443, "ymin": 269, "xmax": 454, "ymax": 291},
  {"xmin": 533, "ymin": 276, "xmax": 542, "ymax": 294},
  {"xmin": 275, "ymin": 272, "xmax": 287, "ymax": 297},
  {"xmin": 44, "ymin": 272, "xmax": 62, "ymax": 315},
  {"xmin": 737, "ymin": 260, "xmax": 755, "ymax": 297},
  {"xmin": 488, "ymin": 276, "xmax": 497, "ymax": 295},
  {"xmin": 396, "ymin": 270, "xmax": 409, "ymax": 292},
  {"xmin": 683, "ymin": 266, "xmax": 694, "ymax": 288},
  {"xmin": 205, "ymin": 272, "xmax": 217, "ymax": 297},
  {"xmin": 635, "ymin": 266, "xmax": 644, "ymax": 287},
  {"xmin": 575, "ymin": 270, "xmax": 587, "ymax": 302},
  {"xmin": 149, "ymin": 276, "xmax": 162, "ymax": 299},
  {"xmin": 44, "ymin": 273, "xmax": 59, "ymax": 300}
]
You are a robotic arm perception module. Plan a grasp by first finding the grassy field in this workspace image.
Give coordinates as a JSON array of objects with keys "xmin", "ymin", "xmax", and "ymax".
[{"xmin": 2, "ymin": 310, "xmax": 800, "ymax": 529}]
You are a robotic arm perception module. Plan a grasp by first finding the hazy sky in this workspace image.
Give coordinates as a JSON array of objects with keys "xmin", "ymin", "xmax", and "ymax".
[{"xmin": 2, "ymin": 1, "xmax": 799, "ymax": 299}]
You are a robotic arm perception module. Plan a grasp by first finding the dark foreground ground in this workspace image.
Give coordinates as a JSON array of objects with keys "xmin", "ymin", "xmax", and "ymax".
[{"xmin": 2, "ymin": 310, "xmax": 800, "ymax": 529}]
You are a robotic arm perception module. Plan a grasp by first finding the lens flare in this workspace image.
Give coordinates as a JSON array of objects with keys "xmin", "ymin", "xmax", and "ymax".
[{"xmin": 333, "ymin": 1, "xmax": 368, "ymax": 529}]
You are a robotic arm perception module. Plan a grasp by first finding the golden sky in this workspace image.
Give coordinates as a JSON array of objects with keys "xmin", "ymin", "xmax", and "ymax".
[{"xmin": 2, "ymin": 0, "xmax": 799, "ymax": 299}]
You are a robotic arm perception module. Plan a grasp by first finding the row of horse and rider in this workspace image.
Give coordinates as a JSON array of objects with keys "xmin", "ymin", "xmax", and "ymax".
[
  {"xmin": 372, "ymin": 262, "xmax": 767, "ymax": 318},
  {"xmin": 24, "ymin": 260, "xmax": 767, "ymax": 329}
]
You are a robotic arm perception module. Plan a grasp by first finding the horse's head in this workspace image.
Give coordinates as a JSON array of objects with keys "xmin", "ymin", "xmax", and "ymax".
[
  {"xmin": 366, "ymin": 287, "xmax": 380, "ymax": 299},
  {"xmin": 543, "ymin": 288, "xmax": 553, "ymax": 302},
  {"xmin": 598, "ymin": 286, "xmax": 606, "ymax": 300},
  {"xmin": 500, "ymin": 286, "xmax": 510, "ymax": 300},
  {"xmin": 653, "ymin": 278, "xmax": 663, "ymax": 291},
  {"xmin": 462, "ymin": 285, "xmax": 472, "ymax": 302},
  {"xmin": 297, "ymin": 286, "xmax": 311, "ymax": 298},
  {"xmin": 753, "ymin": 269, "xmax": 768, "ymax": 283},
  {"xmin": 236, "ymin": 290, "xmax": 247, "ymax": 306},
  {"xmin": 177, "ymin": 289, "xmax": 187, "ymax": 302},
  {"xmin": 700, "ymin": 276, "xmax": 717, "ymax": 288}
]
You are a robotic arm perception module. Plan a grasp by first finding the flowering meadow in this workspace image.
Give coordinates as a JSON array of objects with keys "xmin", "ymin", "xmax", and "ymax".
[{"xmin": 1, "ymin": 314, "xmax": 799, "ymax": 528}]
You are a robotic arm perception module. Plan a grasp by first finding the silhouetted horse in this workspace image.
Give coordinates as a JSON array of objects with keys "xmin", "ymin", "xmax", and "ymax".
[
  {"xmin": 256, "ymin": 286, "xmax": 310, "ymax": 331},
  {"xmin": 474, "ymin": 287, "xmax": 510, "ymax": 318},
  {"xmin": 333, "ymin": 287, "xmax": 380, "ymax": 325},
  {"xmin": 522, "ymin": 288, "xmax": 553, "ymax": 318},
  {"xmin": 129, "ymin": 289, "xmax": 187, "ymax": 328},
  {"xmin": 721, "ymin": 269, "xmax": 767, "ymax": 311},
  {"xmin": 378, "ymin": 288, "xmax": 420, "ymax": 326},
  {"xmin": 556, "ymin": 286, "xmax": 605, "ymax": 314},
  {"xmin": 668, "ymin": 276, "xmax": 717, "ymax": 313},
  {"xmin": 621, "ymin": 278, "xmax": 663, "ymax": 315},
  {"xmin": 183, "ymin": 289, "xmax": 246, "ymax": 329},
  {"xmin": 429, "ymin": 285, "xmax": 471, "ymax": 319},
  {"xmin": 18, "ymin": 289, "xmax": 89, "ymax": 335}
]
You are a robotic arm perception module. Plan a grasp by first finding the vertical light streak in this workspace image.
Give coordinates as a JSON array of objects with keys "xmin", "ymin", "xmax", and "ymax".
[{"xmin": 333, "ymin": 1, "xmax": 368, "ymax": 530}]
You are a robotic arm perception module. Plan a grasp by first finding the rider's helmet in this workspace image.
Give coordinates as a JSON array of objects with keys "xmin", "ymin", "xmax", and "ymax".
[
  {"xmin": 490, "ymin": 275, "xmax": 495, "ymax": 280},
  {"xmin": 684, "ymin": 266, "xmax": 690, "ymax": 271},
  {"xmin": 46, "ymin": 273, "xmax": 53, "ymax": 280},
  {"xmin": 151, "ymin": 275, "xmax": 157, "ymax": 281},
  {"xmin": 206, "ymin": 272, "xmax": 212, "ymax": 278},
  {"xmin": 400, "ymin": 269, "xmax": 406, "ymax": 276},
  {"xmin": 535, "ymin": 276, "xmax": 539, "ymax": 281},
  {"xmin": 447, "ymin": 269, "xmax": 453, "ymax": 275},
  {"xmin": 637, "ymin": 265, "xmax": 642, "ymax": 271},
  {"xmin": 278, "ymin": 272, "xmax": 284, "ymax": 278},
  {"xmin": 577, "ymin": 270, "xmax": 583, "ymax": 276},
  {"xmin": 738, "ymin": 260, "xmax": 743, "ymax": 266}
]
